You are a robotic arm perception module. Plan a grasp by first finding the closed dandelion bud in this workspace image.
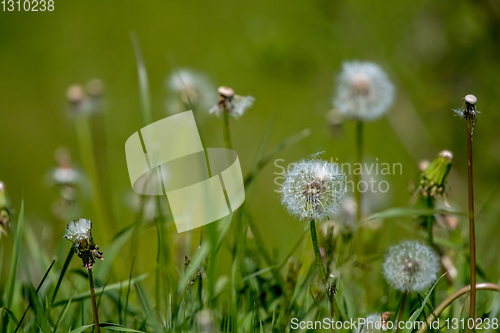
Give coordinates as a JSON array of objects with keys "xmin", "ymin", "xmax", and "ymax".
[
  {"xmin": 419, "ymin": 150, "xmax": 452, "ymax": 198},
  {"xmin": 210, "ymin": 86, "xmax": 254, "ymax": 118},
  {"xmin": 333, "ymin": 61, "xmax": 395, "ymax": 121},
  {"xmin": 279, "ymin": 157, "xmax": 347, "ymax": 221},
  {"xmin": 383, "ymin": 240, "xmax": 439, "ymax": 292},
  {"xmin": 64, "ymin": 218, "xmax": 103, "ymax": 269}
]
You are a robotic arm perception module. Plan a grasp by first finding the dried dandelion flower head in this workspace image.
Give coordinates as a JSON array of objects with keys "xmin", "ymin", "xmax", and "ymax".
[
  {"xmin": 383, "ymin": 240, "xmax": 439, "ymax": 292},
  {"xmin": 334, "ymin": 61, "xmax": 394, "ymax": 121},
  {"xmin": 64, "ymin": 218, "xmax": 103, "ymax": 269},
  {"xmin": 279, "ymin": 157, "xmax": 347, "ymax": 221},
  {"xmin": 419, "ymin": 150, "xmax": 452, "ymax": 198},
  {"xmin": 166, "ymin": 69, "xmax": 216, "ymax": 112},
  {"xmin": 210, "ymin": 86, "xmax": 255, "ymax": 118}
]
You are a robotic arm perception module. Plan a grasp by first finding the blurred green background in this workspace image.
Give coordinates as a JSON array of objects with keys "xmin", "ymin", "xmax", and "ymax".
[{"xmin": 1, "ymin": 0, "xmax": 500, "ymax": 279}]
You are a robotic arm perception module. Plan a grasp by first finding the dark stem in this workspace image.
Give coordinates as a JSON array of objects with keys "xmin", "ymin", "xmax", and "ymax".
[
  {"xmin": 395, "ymin": 291, "xmax": 408, "ymax": 333},
  {"xmin": 88, "ymin": 268, "xmax": 101, "ymax": 333},
  {"xmin": 466, "ymin": 113, "xmax": 476, "ymax": 324},
  {"xmin": 354, "ymin": 121, "xmax": 363, "ymax": 222},
  {"xmin": 223, "ymin": 109, "xmax": 233, "ymax": 150},
  {"xmin": 309, "ymin": 219, "xmax": 344, "ymax": 321}
]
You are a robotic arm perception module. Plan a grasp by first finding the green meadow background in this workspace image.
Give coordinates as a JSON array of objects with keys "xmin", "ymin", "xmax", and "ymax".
[{"xmin": 1, "ymin": 0, "xmax": 500, "ymax": 329}]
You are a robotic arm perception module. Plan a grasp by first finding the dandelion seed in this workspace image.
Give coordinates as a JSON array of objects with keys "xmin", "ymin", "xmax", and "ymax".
[
  {"xmin": 210, "ymin": 86, "xmax": 255, "ymax": 118},
  {"xmin": 383, "ymin": 240, "xmax": 439, "ymax": 292},
  {"xmin": 64, "ymin": 218, "xmax": 103, "ymax": 269},
  {"xmin": 333, "ymin": 61, "xmax": 394, "ymax": 121},
  {"xmin": 166, "ymin": 69, "xmax": 216, "ymax": 113},
  {"xmin": 278, "ymin": 157, "xmax": 347, "ymax": 221}
]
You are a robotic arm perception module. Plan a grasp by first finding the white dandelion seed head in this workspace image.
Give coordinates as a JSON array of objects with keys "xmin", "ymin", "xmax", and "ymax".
[
  {"xmin": 355, "ymin": 314, "xmax": 386, "ymax": 333},
  {"xmin": 279, "ymin": 158, "xmax": 347, "ymax": 221},
  {"xmin": 334, "ymin": 61, "xmax": 395, "ymax": 121},
  {"xmin": 64, "ymin": 218, "xmax": 92, "ymax": 244},
  {"xmin": 166, "ymin": 69, "xmax": 216, "ymax": 112},
  {"xmin": 383, "ymin": 240, "xmax": 440, "ymax": 292}
]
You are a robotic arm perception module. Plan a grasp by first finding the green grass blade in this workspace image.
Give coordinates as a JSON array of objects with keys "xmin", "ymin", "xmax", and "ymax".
[
  {"xmin": 99, "ymin": 322, "xmax": 145, "ymax": 332},
  {"xmin": 52, "ymin": 246, "xmax": 76, "ymax": 305},
  {"xmin": 69, "ymin": 324, "xmax": 94, "ymax": 333},
  {"xmin": 130, "ymin": 31, "xmax": 153, "ymax": 126}
]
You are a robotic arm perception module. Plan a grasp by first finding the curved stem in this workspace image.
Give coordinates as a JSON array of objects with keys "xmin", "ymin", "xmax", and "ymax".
[
  {"xmin": 88, "ymin": 268, "xmax": 101, "ymax": 333},
  {"xmin": 415, "ymin": 283, "xmax": 499, "ymax": 333},
  {"xmin": 309, "ymin": 219, "xmax": 344, "ymax": 321}
]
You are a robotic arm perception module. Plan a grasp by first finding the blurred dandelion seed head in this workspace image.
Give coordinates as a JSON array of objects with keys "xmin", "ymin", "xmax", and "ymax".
[
  {"xmin": 383, "ymin": 240, "xmax": 439, "ymax": 292},
  {"xmin": 355, "ymin": 313, "xmax": 386, "ymax": 333},
  {"xmin": 166, "ymin": 69, "xmax": 216, "ymax": 112},
  {"xmin": 210, "ymin": 86, "xmax": 255, "ymax": 118},
  {"xmin": 279, "ymin": 158, "xmax": 347, "ymax": 221},
  {"xmin": 334, "ymin": 61, "xmax": 394, "ymax": 121}
]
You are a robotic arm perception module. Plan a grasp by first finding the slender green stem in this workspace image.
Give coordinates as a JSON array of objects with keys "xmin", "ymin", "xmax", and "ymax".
[
  {"xmin": 416, "ymin": 283, "xmax": 499, "ymax": 333},
  {"xmin": 309, "ymin": 219, "xmax": 343, "ymax": 320},
  {"xmin": 354, "ymin": 121, "xmax": 363, "ymax": 222},
  {"xmin": 466, "ymin": 113, "xmax": 476, "ymax": 323},
  {"xmin": 223, "ymin": 110, "xmax": 233, "ymax": 150},
  {"xmin": 395, "ymin": 291, "xmax": 408, "ymax": 333},
  {"xmin": 88, "ymin": 268, "xmax": 101, "ymax": 333},
  {"xmin": 75, "ymin": 116, "xmax": 110, "ymax": 238},
  {"xmin": 425, "ymin": 196, "xmax": 434, "ymax": 248}
]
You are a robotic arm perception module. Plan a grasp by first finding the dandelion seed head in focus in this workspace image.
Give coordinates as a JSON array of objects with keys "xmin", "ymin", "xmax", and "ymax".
[
  {"xmin": 383, "ymin": 240, "xmax": 439, "ymax": 292},
  {"xmin": 279, "ymin": 157, "xmax": 347, "ymax": 221},
  {"xmin": 64, "ymin": 218, "xmax": 103, "ymax": 269},
  {"xmin": 333, "ymin": 61, "xmax": 394, "ymax": 121},
  {"xmin": 64, "ymin": 218, "xmax": 92, "ymax": 245}
]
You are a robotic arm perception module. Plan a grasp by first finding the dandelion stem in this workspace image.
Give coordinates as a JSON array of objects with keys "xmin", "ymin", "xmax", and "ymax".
[
  {"xmin": 223, "ymin": 110, "xmax": 233, "ymax": 150},
  {"xmin": 88, "ymin": 268, "xmax": 101, "ymax": 333},
  {"xmin": 395, "ymin": 291, "xmax": 408, "ymax": 333},
  {"xmin": 426, "ymin": 196, "xmax": 434, "ymax": 248},
  {"xmin": 354, "ymin": 121, "xmax": 363, "ymax": 221},
  {"xmin": 309, "ymin": 219, "xmax": 343, "ymax": 320},
  {"xmin": 466, "ymin": 110, "xmax": 476, "ymax": 323},
  {"xmin": 416, "ymin": 283, "xmax": 500, "ymax": 333}
]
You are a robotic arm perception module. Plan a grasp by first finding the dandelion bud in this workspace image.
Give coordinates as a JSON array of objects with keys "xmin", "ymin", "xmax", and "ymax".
[
  {"xmin": 66, "ymin": 85, "xmax": 86, "ymax": 105},
  {"xmin": 210, "ymin": 86, "xmax": 254, "ymax": 118},
  {"xmin": 333, "ymin": 61, "xmax": 395, "ymax": 121},
  {"xmin": 419, "ymin": 150, "xmax": 452, "ymax": 198},
  {"xmin": 383, "ymin": 240, "xmax": 439, "ymax": 292},
  {"xmin": 64, "ymin": 218, "xmax": 103, "ymax": 269},
  {"xmin": 86, "ymin": 78, "xmax": 104, "ymax": 97},
  {"xmin": 279, "ymin": 157, "xmax": 347, "ymax": 221}
]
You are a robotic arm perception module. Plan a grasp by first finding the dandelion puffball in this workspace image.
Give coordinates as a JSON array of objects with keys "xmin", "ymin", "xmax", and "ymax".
[
  {"xmin": 64, "ymin": 218, "xmax": 92, "ymax": 244},
  {"xmin": 279, "ymin": 158, "xmax": 347, "ymax": 221},
  {"xmin": 383, "ymin": 240, "xmax": 440, "ymax": 292},
  {"xmin": 333, "ymin": 61, "xmax": 394, "ymax": 121}
]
